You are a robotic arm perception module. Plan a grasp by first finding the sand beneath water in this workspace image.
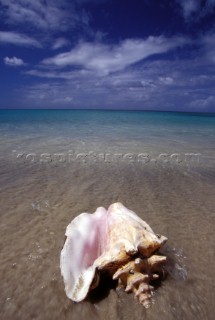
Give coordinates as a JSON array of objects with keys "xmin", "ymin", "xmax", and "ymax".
[{"xmin": 0, "ymin": 157, "xmax": 215, "ymax": 320}]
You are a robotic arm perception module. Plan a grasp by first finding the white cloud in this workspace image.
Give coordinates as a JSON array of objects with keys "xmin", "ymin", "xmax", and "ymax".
[
  {"xmin": 52, "ymin": 38, "xmax": 71, "ymax": 50},
  {"xmin": 159, "ymin": 77, "xmax": 174, "ymax": 85},
  {"xmin": 190, "ymin": 96, "xmax": 215, "ymax": 109},
  {"xmin": 4, "ymin": 56, "xmax": 26, "ymax": 66},
  {"xmin": 177, "ymin": 0, "xmax": 215, "ymax": 20},
  {"xmin": 202, "ymin": 0, "xmax": 215, "ymax": 16},
  {"xmin": 25, "ymin": 68, "xmax": 92, "ymax": 80},
  {"xmin": 22, "ymin": 56, "xmax": 215, "ymax": 112},
  {"xmin": 42, "ymin": 36, "xmax": 187, "ymax": 75},
  {"xmin": 0, "ymin": 0, "xmax": 90, "ymax": 32},
  {"xmin": 202, "ymin": 33, "xmax": 215, "ymax": 63},
  {"xmin": 177, "ymin": 0, "xmax": 200, "ymax": 19},
  {"xmin": 0, "ymin": 31, "xmax": 41, "ymax": 47}
]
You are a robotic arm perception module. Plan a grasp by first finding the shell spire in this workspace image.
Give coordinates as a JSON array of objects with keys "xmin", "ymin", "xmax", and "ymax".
[{"xmin": 113, "ymin": 255, "xmax": 167, "ymax": 307}]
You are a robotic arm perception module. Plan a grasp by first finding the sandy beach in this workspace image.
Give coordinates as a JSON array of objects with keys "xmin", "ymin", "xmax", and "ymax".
[{"xmin": 0, "ymin": 110, "xmax": 215, "ymax": 320}]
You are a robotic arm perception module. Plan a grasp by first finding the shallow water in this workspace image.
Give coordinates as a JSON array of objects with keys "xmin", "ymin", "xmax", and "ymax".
[{"xmin": 0, "ymin": 110, "xmax": 215, "ymax": 320}]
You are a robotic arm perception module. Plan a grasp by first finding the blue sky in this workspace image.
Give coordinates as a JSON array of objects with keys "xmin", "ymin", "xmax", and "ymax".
[{"xmin": 0, "ymin": 0, "xmax": 215, "ymax": 111}]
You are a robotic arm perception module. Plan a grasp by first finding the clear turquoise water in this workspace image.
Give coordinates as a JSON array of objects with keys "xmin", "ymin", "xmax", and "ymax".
[
  {"xmin": 1, "ymin": 110, "xmax": 215, "ymax": 130},
  {"xmin": 0, "ymin": 110, "xmax": 215, "ymax": 155}
]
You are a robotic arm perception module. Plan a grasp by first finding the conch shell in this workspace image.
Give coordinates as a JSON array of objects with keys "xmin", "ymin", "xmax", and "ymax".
[{"xmin": 60, "ymin": 202, "xmax": 167, "ymax": 307}]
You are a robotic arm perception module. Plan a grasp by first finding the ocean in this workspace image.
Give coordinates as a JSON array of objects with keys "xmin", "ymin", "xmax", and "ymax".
[{"xmin": 0, "ymin": 109, "xmax": 215, "ymax": 320}]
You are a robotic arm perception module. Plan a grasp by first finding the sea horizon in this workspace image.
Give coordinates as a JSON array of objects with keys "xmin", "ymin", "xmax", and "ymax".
[{"xmin": 1, "ymin": 108, "xmax": 215, "ymax": 114}]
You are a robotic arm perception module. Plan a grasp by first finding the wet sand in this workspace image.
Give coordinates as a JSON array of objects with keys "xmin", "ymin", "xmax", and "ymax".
[{"xmin": 1, "ymin": 157, "xmax": 215, "ymax": 320}]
